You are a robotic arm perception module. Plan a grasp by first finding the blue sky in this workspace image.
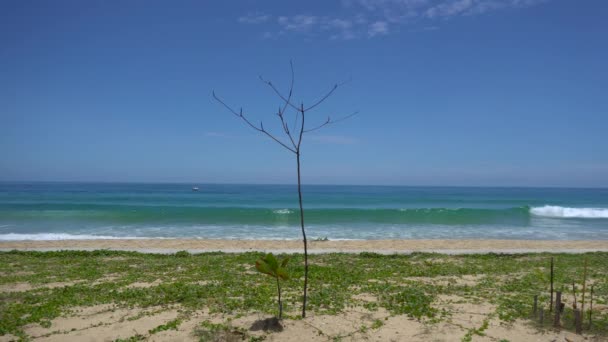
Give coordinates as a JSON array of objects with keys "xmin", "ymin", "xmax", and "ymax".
[{"xmin": 1, "ymin": 0, "xmax": 607, "ymax": 187}]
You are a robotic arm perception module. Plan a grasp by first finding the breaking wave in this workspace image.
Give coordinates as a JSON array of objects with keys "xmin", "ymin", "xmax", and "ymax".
[{"xmin": 530, "ymin": 206, "xmax": 608, "ymax": 219}]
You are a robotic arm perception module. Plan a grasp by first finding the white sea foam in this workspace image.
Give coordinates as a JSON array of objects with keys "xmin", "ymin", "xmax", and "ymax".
[
  {"xmin": 0, "ymin": 233, "xmax": 150, "ymax": 241},
  {"xmin": 273, "ymin": 209, "xmax": 293, "ymax": 215},
  {"xmin": 530, "ymin": 206, "xmax": 608, "ymax": 219}
]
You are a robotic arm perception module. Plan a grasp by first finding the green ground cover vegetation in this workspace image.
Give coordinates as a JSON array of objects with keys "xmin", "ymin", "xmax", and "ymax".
[{"xmin": 0, "ymin": 250, "xmax": 606, "ymax": 340}]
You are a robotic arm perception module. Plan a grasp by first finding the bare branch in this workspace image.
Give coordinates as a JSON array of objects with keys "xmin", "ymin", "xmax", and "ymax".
[
  {"xmin": 281, "ymin": 60, "xmax": 296, "ymax": 116},
  {"xmin": 259, "ymin": 67, "xmax": 300, "ymax": 112},
  {"xmin": 304, "ymin": 84, "xmax": 337, "ymax": 112},
  {"xmin": 304, "ymin": 77, "xmax": 351, "ymax": 112},
  {"xmin": 258, "ymin": 61, "xmax": 299, "ymax": 150},
  {"xmin": 278, "ymin": 61, "xmax": 298, "ymax": 149},
  {"xmin": 292, "ymin": 108, "xmax": 301, "ymax": 135},
  {"xmin": 303, "ymin": 111, "xmax": 358, "ymax": 133},
  {"xmin": 280, "ymin": 110, "xmax": 298, "ymax": 149},
  {"xmin": 212, "ymin": 90, "xmax": 297, "ymax": 153},
  {"xmin": 297, "ymin": 102, "xmax": 305, "ymax": 149},
  {"xmin": 303, "ymin": 117, "xmax": 330, "ymax": 134}
]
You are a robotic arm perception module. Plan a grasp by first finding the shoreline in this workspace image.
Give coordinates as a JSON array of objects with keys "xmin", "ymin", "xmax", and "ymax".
[{"xmin": 1, "ymin": 238, "xmax": 608, "ymax": 254}]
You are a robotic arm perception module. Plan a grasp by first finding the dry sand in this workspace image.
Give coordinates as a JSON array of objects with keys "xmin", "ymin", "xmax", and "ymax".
[
  {"xmin": 2, "ymin": 240, "xmax": 606, "ymax": 341},
  {"xmin": 2, "ymin": 290, "xmax": 597, "ymax": 342},
  {"xmin": 1, "ymin": 238, "xmax": 607, "ymax": 254}
]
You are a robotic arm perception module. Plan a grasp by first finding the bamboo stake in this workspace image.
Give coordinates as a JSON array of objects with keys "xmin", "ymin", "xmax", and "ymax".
[
  {"xmin": 575, "ymin": 309, "xmax": 582, "ymax": 334},
  {"xmin": 588, "ymin": 285, "xmax": 594, "ymax": 330},
  {"xmin": 572, "ymin": 281, "xmax": 577, "ymax": 309},
  {"xmin": 581, "ymin": 258, "xmax": 588, "ymax": 314},
  {"xmin": 554, "ymin": 291, "xmax": 562, "ymax": 328}
]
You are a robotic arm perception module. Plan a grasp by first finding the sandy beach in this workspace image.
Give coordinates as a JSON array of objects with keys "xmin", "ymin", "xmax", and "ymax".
[
  {"xmin": 2, "ymin": 238, "xmax": 608, "ymax": 254},
  {"xmin": 2, "ymin": 247, "xmax": 606, "ymax": 341}
]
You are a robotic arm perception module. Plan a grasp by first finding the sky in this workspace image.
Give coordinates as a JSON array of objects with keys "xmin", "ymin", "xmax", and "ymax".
[{"xmin": 1, "ymin": 0, "xmax": 607, "ymax": 187}]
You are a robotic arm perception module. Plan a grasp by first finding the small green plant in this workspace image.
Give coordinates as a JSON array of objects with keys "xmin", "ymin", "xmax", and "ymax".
[
  {"xmin": 385, "ymin": 286, "xmax": 438, "ymax": 320},
  {"xmin": 371, "ymin": 319, "xmax": 383, "ymax": 329},
  {"xmin": 461, "ymin": 318, "xmax": 490, "ymax": 342},
  {"xmin": 255, "ymin": 253, "xmax": 290, "ymax": 319},
  {"xmin": 148, "ymin": 318, "xmax": 182, "ymax": 334},
  {"xmin": 174, "ymin": 250, "xmax": 191, "ymax": 258},
  {"xmin": 195, "ymin": 321, "xmax": 246, "ymax": 342},
  {"xmin": 114, "ymin": 335, "xmax": 145, "ymax": 342}
]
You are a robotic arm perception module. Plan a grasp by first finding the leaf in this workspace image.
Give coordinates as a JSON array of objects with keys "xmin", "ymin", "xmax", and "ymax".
[
  {"xmin": 276, "ymin": 268, "xmax": 289, "ymax": 280},
  {"xmin": 255, "ymin": 259, "xmax": 276, "ymax": 278},
  {"xmin": 280, "ymin": 256, "xmax": 290, "ymax": 268},
  {"xmin": 264, "ymin": 253, "xmax": 279, "ymax": 271}
]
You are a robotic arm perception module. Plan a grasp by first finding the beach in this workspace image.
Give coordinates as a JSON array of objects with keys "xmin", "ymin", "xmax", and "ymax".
[
  {"xmin": 2, "ymin": 183, "xmax": 608, "ymax": 341},
  {"xmin": 2, "ymin": 248, "xmax": 606, "ymax": 341},
  {"xmin": 2, "ymin": 238, "xmax": 608, "ymax": 254}
]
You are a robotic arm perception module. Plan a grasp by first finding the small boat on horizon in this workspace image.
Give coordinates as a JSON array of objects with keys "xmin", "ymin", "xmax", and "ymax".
[{"xmin": 192, "ymin": 186, "xmax": 199, "ymax": 192}]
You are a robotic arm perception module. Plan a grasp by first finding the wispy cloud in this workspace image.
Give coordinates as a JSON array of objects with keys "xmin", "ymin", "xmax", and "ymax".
[
  {"xmin": 324, "ymin": 18, "xmax": 357, "ymax": 40},
  {"xmin": 278, "ymin": 15, "xmax": 319, "ymax": 32},
  {"xmin": 238, "ymin": 12, "xmax": 271, "ymax": 24},
  {"xmin": 425, "ymin": 0, "xmax": 473, "ymax": 18},
  {"xmin": 368, "ymin": 21, "xmax": 389, "ymax": 37},
  {"xmin": 238, "ymin": 0, "xmax": 552, "ymax": 40}
]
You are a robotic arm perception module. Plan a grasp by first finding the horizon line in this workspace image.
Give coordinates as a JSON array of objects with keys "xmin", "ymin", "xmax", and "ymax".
[{"xmin": 1, "ymin": 180, "xmax": 607, "ymax": 190}]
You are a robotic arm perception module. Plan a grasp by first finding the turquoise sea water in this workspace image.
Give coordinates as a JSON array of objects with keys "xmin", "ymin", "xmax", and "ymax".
[{"xmin": 1, "ymin": 182, "xmax": 607, "ymax": 240}]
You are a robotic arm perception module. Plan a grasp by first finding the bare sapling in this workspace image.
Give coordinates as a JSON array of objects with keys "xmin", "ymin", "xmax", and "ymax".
[{"xmin": 213, "ymin": 61, "xmax": 356, "ymax": 317}]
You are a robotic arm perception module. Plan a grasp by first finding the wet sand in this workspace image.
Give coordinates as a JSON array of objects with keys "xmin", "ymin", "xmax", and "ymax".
[{"xmin": 1, "ymin": 239, "xmax": 607, "ymax": 254}]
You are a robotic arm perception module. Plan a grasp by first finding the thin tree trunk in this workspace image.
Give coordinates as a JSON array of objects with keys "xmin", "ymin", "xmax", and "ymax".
[
  {"xmin": 296, "ymin": 151, "xmax": 308, "ymax": 318},
  {"xmin": 276, "ymin": 277, "xmax": 283, "ymax": 319},
  {"xmin": 550, "ymin": 257, "xmax": 554, "ymax": 312}
]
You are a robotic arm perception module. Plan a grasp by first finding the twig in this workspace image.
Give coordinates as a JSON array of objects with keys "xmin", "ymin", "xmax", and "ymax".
[
  {"xmin": 303, "ymin": 111, "xmax": 359, "ymax": 133},
  {"xmin": 304, "ymin": 77, "xmax": 352, "ymax": 112},
  {"xmin": 259, "ymin": 66, "xmax": 300, "ymax": 112},
  {"xmin": 212, "ymin": 91, "xmax": 297, "ymax": 154}
]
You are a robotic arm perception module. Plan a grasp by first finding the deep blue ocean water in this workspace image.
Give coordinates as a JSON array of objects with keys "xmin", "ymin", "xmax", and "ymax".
[{"xmin": 1, "ymin": 182, "xmax": 607, "ymax": 240}]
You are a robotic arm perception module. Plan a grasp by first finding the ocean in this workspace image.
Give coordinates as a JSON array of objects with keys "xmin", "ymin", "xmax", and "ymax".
[{"xmin": 0, "ymin": 182, "xmax": 607, "ymax": 241}]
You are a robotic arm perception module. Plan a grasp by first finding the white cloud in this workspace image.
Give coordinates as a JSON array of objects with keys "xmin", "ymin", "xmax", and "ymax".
[
  {"xmin": 358, "ymin": 0, "xmax": 431, "ymax": 11},
  {"xmin": 425, "ymin": 0, "xmax": 473, "ymax": 18},
  {"xmin": 425, "ymin": 0, "xmax": 549, "ymax": 18},
  {"xmin": 237, "ymin": 0, "xmax": 552, "ymax": 39},
  {"xmin": 323, "ymin": 19, "xmax": 356, "ymax": 40},
  {"xmin": 368, "ymin": 21, "xmax": 389, "ymax": 37},
  {"xmin": 278, "ymin": 15, "xmax": 318, "ymax": 31},
  {"xmin": 238, "ymin": 12, "xmax": 271, "ymax": 24},
  {"xmin": 325, "ymin": 18, "xmax": 353, "ymax": 31}
]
